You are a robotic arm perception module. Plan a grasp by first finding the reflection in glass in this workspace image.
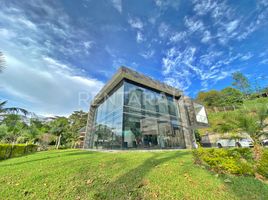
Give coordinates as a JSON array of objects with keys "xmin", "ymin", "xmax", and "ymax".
[{"xmin": 91, "ymin": 81, "xmax": 186, "ymax": 149}]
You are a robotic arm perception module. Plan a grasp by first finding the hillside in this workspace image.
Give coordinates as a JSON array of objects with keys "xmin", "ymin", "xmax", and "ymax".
[{"xmin": 199, "ymin": 97, "xmax": 268, "ymax": 136}]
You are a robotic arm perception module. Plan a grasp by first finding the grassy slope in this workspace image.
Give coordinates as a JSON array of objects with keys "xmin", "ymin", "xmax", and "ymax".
[
  {"xmin": 200, "ymin": 97, "xmax": 268, "ymax": 135},
  {"xmin": 0, "ymin": 150, "xmax": 267, "ymax": 200}
]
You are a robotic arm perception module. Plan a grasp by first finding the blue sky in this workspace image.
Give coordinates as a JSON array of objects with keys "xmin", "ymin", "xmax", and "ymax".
[{"xmin": 0, "ymin": 0, "xmax": 268, "ymax": 116}]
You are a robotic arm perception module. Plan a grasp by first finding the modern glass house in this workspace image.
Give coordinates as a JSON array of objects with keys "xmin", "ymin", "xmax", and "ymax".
[{"xmin": 84, "ymin": 67, "xmax": 208, "ymax": 149}]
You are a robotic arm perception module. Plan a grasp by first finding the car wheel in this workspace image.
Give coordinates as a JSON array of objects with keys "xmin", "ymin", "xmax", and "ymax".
[
  {"xmin": 217, "ymin": 143, "xmax": 222, "ymax": 148},
  {"xmin": 236, "ymin": 142, "xmax": 242, "ymax": 148}
]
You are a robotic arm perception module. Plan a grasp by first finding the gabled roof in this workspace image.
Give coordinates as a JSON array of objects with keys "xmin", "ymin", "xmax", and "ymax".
[{"xmin": 91, "ymin": 66, "xmax": 183, "ymax": 106}]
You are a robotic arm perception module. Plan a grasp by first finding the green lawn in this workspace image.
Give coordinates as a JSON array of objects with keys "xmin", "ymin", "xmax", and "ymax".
[{"xmin": 0, "ymin": 150, "xmax": 267, "ymax": 200}]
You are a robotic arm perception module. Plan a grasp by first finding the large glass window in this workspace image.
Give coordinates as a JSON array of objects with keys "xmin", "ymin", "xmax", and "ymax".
[
  {"xmin": 122, "ymin": 81, "xmax": 184, "ymax": 149},
  {"xmin": 91, "ymin": 81, "xmax": 185, "ymax": 149},
  {"xmin": 92, "ymin": 84, "xmax": 124, "ymax": 149}
]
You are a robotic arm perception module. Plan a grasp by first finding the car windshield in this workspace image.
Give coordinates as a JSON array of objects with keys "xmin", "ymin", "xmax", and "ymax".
[{"xmin": 241, "ymin": 138, "xmax": 252, "ymax": 142}]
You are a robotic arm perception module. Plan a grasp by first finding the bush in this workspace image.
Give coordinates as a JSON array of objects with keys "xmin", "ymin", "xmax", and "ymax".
[
  {"xmin": 257, "ymin": 149, "xmax": 268, "ymax": 178},
  {"xmin": 0, "ymin": 144, "xmax": 38, "ymax": 160},
  {"xmin": 193, "ymin": 148, "xmax": 254, "ymax": 176}
]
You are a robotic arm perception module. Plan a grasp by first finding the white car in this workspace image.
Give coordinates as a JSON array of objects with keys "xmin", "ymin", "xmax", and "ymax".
[
  {"xmin": 262, "ymin": 139, "xmax": 268, "ymax": 146},
  {"xmin": 216, "ymin": 138, "xmax": 253, "ymax": 148}
]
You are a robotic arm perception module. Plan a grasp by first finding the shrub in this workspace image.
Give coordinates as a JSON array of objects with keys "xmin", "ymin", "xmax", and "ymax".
[
  {"xmin": 257, "ymin": 149, "xmax": 268, "ymax": 178},
  {"xmin": 193, "ymin": 148, "xmax": 254, "ymax": 176},
  {"xmin": 0, "ymin": 144, "xmax": 38, "ymax": 160}
]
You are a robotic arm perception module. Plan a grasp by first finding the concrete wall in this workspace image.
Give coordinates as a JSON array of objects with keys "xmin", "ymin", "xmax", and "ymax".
[{"xmin": 83, "ymin": 105, "xmax": 97, "ymax": 149}]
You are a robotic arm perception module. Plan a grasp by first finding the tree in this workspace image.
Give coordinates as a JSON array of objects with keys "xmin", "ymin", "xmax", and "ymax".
[
  {"xmin": 221, "ymin": 87, "xmax": 243, "ymax": 106},
  {"xmin": 216, "ymin": 107, "xmax": 268, "ymax": 162},
  {"xmin": 0, "ymin": 51, "xmax": 5, "ymax": 73},
  {"xmin": 194, "ymin": 130, "xmax": 201, "ymax": 143},
  {"xmin": 196, "ymin": 87, "xmax": 244, "ymax": 108},
  {"xmin": 69, "ymin": 110, "xmax": 87, "ymax": 133},
  {"xmin": 196, "ymin": 90, "xmax": 223, "ymax": 107},
  {"xmin": 232, "ymin": 72, "xmax": 250, "ymax": 97},
  {"xmin": 25, "ymin": 119, "xmax": 48, "ymax": 143},
  {"xmin": 235, "ymin": 108, "xmax": 268, "ymax": 164},
  {"xmin": 65, "ymin": 131, "xmax": 81, "ymax": 148},
  {"xmin": 0, "ymin": 124, "xmax": 8, "ymax": 142},
  {"xmin": 1, "ymin": 114, "xmax": 28, "ymax": 143},
  {"xmin": 68, "ymin": 111, "xmax": 87, "ymax": 148},
  {"xmin": 50, "ymin": 117, "xmax": 69, "ymax": 149},
  {"xmin": 0, "ymin": 100, "xmax": 28, "ymax": 115}
]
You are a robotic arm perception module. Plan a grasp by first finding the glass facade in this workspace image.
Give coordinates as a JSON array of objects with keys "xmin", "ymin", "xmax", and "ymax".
[
  {"xmin": 91, "ymin": 81, "xmax": 185, "ymax": 149},
  {"xmin": 92, "ymin": 84, "xmax": 124, "ymax": 149}
]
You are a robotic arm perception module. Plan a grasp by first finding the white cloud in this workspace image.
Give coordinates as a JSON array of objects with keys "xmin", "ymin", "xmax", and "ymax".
[
  {"xmin": 158, "ymin": 22, "xmax": 170, "ymax": 38},
  {"xmin": 136, "ymin": 32, "xmax": 144, "ymax": 43},
  {"xmin": 226, "ymin": 20, "xmax": 239, "ymax": 33},
  {"xmin": 161, "ymin": 47, "xmax": 199, "ymax": 90},
  {"xmin": 240, "ymin": 52, "xmax": 253, "ymax": 61},
  {"xmin": 258, "ymin": 0, "xmax": 268, "ymax": 7},
  {"xmin": 259, "ymin": 50, "xmax": 268, "ymax": 57},
  {"xmin": 140, "ymin": 50, "xmax": 155, "ymax": 59},
  {"xmin": 83, "ymin": 41, "xmax": 94, "ymax": 54},
  {"xmin": 161, "ymin": 44, "xmax": 247, "ymax": 92},
  {"xmin": 0, "ymin": 54, "xmax": 103, "ymax": 116},
  {"xmin": 83, "ymin": 41, "xmax": 93, "ymax": 49},
  {"xmin": 260, "ymin": 58, "xmax": 268, "ymax": 64},
  {"xmin": 201, "ymin": 30, "xmax": 212, "ymax": 43},
  {"xmin": 210, "ymin": 1, "xmax": 231, "ymax": 20},
  {"xmin": 128, "ymin": 17, "xmax": 143, "ymax": 30},
  {"xmin": 170, "ymin": 31, "xmax": 186, "ymax": 43},
  {"xmin": 0, "ymin": 1, "xmax": 104, "ymax": 116},
  {"xmin": 0, "ymin": 28, "xmax": 16, "ymax": 39},
  {"xmin": 18, "ymin": 18, "xmax": 37, "ymax": 30},
  {"xmin": 111, "ymin": 0, "xmax": 122, "ymax": 13},
  {"xmin": 193, "ymin": 0, "xmax": 217, "ymax": 16},
  {"xmin": 237, "ymin": 9, "xmax": 268, "ymax": 41},
  {"xmin": 154, "ymin": 0, "xmax": 180, "ymax": 9},
  {"xmin": 191, "ymin": 0, "xmax": 268, "ymax": 45},
  {"xmin": 184, "ymin": 17, "xmax": 205, "ymax": 33},
  {"xmin": 43, "ymin": 56, "xmax": 72, "ymax": 71},
  {"xmin": 200, "ymin": 51, "xmax": 223, "ymax": 66}
]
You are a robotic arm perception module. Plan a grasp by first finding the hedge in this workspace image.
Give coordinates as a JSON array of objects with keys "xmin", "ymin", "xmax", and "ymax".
[
  {"xmin": 257, "ymin": 150, "xmax": 268, "ymax": 178},
  {"xmin": 193, "ymin": 147, "xmax": 268, "ymax": 179},
  {"xmin": 0, "ymin": 144, "xmax": 38, "ymax": 160},
  {"xmin": 193, "ymin": 148, "xmax": 254, "ymax": 175}
]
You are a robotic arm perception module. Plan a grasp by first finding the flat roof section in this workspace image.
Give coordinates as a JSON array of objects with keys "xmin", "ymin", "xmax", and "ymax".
[{"xmin": 91, "ymin": 66, "xmax": 183, "ymax": 106}]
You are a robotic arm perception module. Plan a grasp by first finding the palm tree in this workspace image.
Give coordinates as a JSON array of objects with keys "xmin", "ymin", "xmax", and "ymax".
[
  {"xmin": 1, "ymin": 114, "xmax": 28, "ymax": 143},
  {"xmin": 236, "ymin": 107, "xmax": 268, "ymax": 161},
  {"xmin": 66, "ymin": 131, "xmax": 81, "ymax": 148},
  {"xmin": 50, "ymin": 117, "xmax": 69, "ymax": 149},
  {"xmin": 0, "ymin": 100, "xmax": 28, "ymax": 116},
  {"xmin": 217, "ymin": 106, "xmax": 268, "ymax": 161}
]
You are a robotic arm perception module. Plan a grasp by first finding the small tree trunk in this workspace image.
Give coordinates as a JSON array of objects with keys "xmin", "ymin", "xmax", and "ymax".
[
  {"xmin": 253, "ymin": 143, "xmax": 263, "ymax": 162},
  {"xmin": 253, "ymin": 142, "xmax": 264, "ymax": 179},
  {"xmin": 56, "ymin": 134, "xmax": 62, "ymax": 150},
  {"xmin": 71, "ymin": 141, "xmax": 74, "ymax": 149}
]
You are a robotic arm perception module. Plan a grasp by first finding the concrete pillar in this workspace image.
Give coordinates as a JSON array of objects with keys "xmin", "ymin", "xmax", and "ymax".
[
  {"xmin": 83, "ymin": 105, "xmax": 97, "ymax": 149},
  {"xmin": 177, "ymin": 96, "xmax": 196, "ymax": 149}
]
